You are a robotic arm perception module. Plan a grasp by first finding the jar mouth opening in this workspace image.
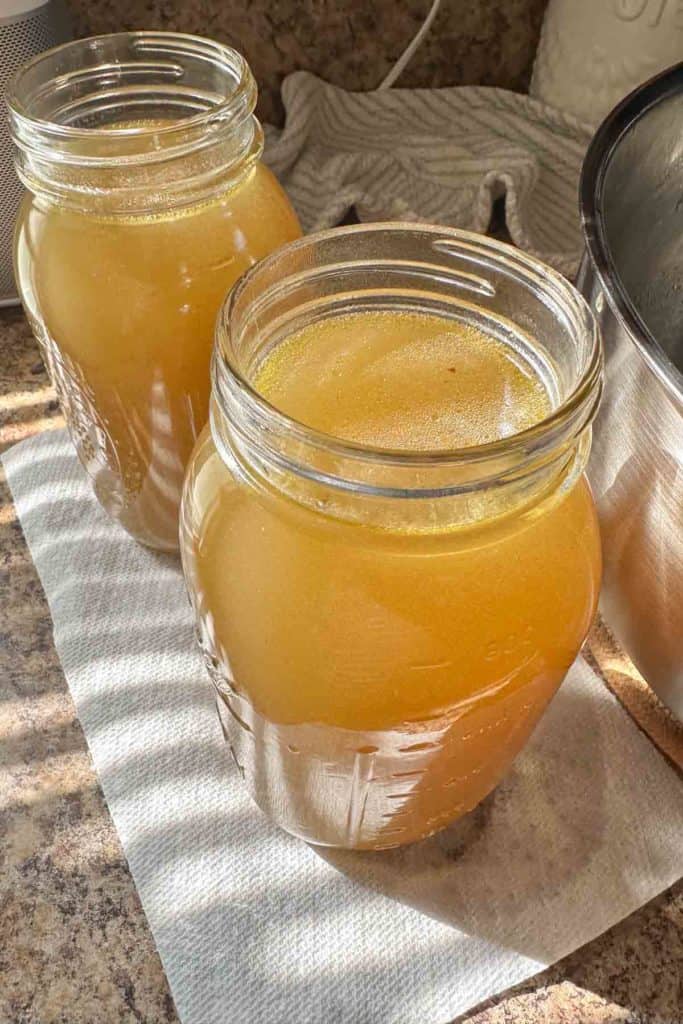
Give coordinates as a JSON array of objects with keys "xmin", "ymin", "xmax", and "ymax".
[
  {"xmin": 6, "ymin": 31, "xmax": 256, "ymax": 163},
  {"xmin": 216, "ymin": 223, "xmax": 602, "ymax": 470}
]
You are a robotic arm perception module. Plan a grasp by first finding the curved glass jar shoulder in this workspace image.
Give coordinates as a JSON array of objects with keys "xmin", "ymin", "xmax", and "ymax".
[
  {"xmin": 8, "ymin": 33, "xmax": 301, "ymax": 551},
  {"xmin": 181, "ymin": 425, "xmax": 601, "ymax": 849}
]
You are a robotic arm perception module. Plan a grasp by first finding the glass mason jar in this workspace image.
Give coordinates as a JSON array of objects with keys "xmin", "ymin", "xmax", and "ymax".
[
  {"xmin": 180, "ymin": 225, "xmax": 603, "ymax": 850},
  {"xmin": 7, "ymin": 32, "xmax": 300, "ymax": 550}
]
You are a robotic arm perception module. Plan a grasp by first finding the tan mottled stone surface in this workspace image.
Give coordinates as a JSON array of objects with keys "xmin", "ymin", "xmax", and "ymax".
[
  {"xmin": 1, "ymin": 305, "xmax": 681, "ymax": 1022},
  {"xmin": 587, "ymin": 621, "xmax": 683, "ymax": 774},
  {"xmin": 0, "ymin": 308, "xmax": 177, "ymax": 1024},
  {"xmin": 63, "ymin": 0, "xmax": 549, "ymax": 125}
]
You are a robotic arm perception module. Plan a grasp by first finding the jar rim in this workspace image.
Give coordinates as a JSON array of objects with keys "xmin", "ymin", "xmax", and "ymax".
[
  {"xmin": 6, "ymin": 30, "xmax": 256, "ymax": 153},
  {"xmin": 215, "ymin": 223, "xmax": 602, "ymax": 472},
  {"xmin": 6, "ymin": 31, "xmax": 260, "ymax": 212}
]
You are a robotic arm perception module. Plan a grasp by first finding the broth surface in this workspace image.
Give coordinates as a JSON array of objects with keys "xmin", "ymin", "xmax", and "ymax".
[{"xmin": 257, "ymin": 310, "xmax": 551, "ymax": 449}]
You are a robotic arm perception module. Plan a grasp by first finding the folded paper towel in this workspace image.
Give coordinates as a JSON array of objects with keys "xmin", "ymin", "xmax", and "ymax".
[
  {"xmin": 4, "ymin": 428, "xmax": 683, "ymax": 1024},
  {"xmin": 264, "ymin": 74, "xmax": 593, "ymax": 277}
]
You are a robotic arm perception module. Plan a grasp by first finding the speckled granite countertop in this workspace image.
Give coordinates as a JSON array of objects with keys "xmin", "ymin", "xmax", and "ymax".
[
  {"xmin": 1, "ymin": 306, "xmax": 682, "ymax": 1022},
  {"xmin": 63, "ymin": 0, "xmax": 548, "ymax": 126}
]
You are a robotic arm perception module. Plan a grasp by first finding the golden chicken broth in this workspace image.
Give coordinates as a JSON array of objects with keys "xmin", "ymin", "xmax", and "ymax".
[
  {"xmin": 185, "ymin": 309, "xmax": 601, "ymax": 846},
  {"xmin": 257, "ymin": 310, "xmax": 551, "ymax": 448},
  {"xmin": 17, "ymin": 152, "xmax": 300, "ymax": 549}
]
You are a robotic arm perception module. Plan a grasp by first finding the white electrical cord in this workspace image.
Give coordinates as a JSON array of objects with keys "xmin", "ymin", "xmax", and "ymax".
[{"xmin": 378, "ymin": 0, "xmax": 442, "ymax": 90}]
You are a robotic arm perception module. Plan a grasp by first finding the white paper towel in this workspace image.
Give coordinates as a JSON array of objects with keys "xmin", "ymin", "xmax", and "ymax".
[{"xmin": 4, "ymin": 428, "xmax": 683, "ymax": 1024}]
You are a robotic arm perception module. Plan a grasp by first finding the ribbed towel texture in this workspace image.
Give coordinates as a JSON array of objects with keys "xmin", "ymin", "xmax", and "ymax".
[{"xmin": 265, "ymin": 73, "xmax": 592, "ymax": 277}]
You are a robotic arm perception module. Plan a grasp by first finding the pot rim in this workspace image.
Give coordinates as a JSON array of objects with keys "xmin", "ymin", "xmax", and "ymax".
[{"xmin": 580, "ymin": 60, "xmax": 683, "ymax": 413}]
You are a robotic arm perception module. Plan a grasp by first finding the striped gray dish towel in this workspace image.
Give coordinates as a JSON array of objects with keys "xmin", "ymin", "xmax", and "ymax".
[{"xmin": 264, "ymin": 72, "xmax": 593, "ymax": 277}]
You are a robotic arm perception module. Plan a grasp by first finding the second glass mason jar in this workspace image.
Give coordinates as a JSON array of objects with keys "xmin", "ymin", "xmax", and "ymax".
[
  {"xmin": 7, "ymin": 32, "xmax": 300, "ymax": 550},
  {"xmin": 181, "ymin": 224, "xmax": 603, "ymax": 850}
]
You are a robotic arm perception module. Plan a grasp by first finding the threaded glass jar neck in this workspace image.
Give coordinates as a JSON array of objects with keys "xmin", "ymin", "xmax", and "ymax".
[
  {"xmin": 6, "ymin": 31, "xmax": 261, "ymax": 214},
  {"xmin": 211, "ymin": 225, "xmax": 602, "ymax": 531}
]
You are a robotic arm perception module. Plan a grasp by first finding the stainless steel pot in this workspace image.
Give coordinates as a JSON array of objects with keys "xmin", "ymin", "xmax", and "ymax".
[{"xmin": 579, "ymin": 63, "xmax": 683, "ymax": 718}]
